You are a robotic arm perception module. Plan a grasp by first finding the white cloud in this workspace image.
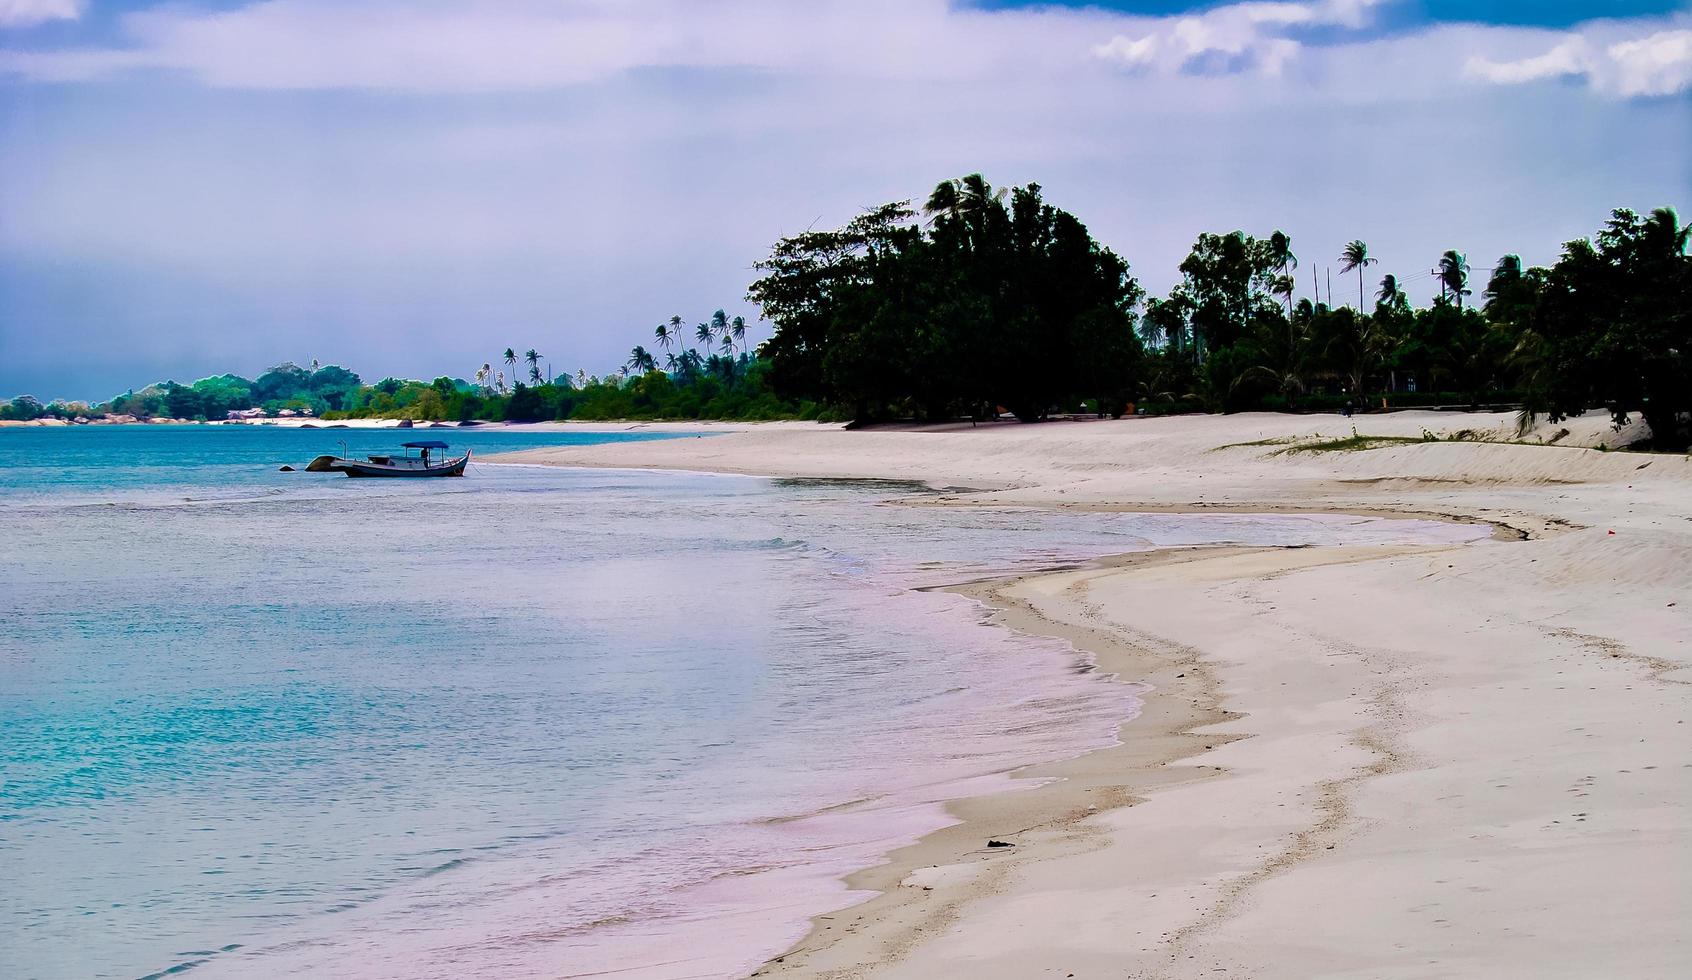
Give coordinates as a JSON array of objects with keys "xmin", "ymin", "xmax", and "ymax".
[
  {"xmin": 0, "ymin": 0, "xmax": 80, "ymax": 29},
  {"xmin": 0, "ymin": 0, "xmax": 1683, "ymax": 101},
  {"xmin": 1465, "ymin": 38, "xmax": 1590, "ymax": 85},
  {"xmin": 1465, "ymin": 25, "xmax": 1692, "ymax": 98},
  {"xmin": 1091, "ymin": 0, "xmax": 1389, "ymax": 78},
  {"xmin": 1608, "ymin": 29, "xmax": 1692, "ymax": 98}
]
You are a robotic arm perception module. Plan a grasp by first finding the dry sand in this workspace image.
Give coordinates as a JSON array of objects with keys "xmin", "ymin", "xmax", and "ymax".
[{"xmin": 497, "ymin": 411, "xmax": 1690, "ymax": 979}]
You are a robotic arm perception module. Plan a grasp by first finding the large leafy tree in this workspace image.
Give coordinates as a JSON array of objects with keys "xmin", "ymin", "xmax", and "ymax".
[
  {"xmin": 752, "ymin": 176, "xmax": 1145, "ymax": 423},
  {"xmin": 1174, "ymin": 231, "xmax": 1280, "ymax": 359},
  {"xmin": 1522, "ymin": 207, "xmax": 1690, "ymax": 447}
]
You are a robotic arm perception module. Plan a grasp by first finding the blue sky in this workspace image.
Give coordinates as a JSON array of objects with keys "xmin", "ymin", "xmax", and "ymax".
[{"xmin": 2, "ymin": 1, "xmax": 1689, "ymax": 400}]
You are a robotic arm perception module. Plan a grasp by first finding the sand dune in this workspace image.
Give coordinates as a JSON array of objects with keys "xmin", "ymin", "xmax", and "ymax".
[{"xmin": 498, "ymin": 411, "xmax": 1690, "ymax": 979}]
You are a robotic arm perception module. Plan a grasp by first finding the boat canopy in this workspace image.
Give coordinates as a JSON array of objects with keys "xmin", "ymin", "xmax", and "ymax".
[{"xmin": 401, "ymin": 440, "xmax": 451, "ymax": 449}]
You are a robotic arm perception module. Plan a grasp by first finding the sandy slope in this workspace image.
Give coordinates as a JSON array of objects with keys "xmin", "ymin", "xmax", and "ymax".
[{"xmin": 496, "ymin": 411, "xmax": 1690, "ymax": 979}]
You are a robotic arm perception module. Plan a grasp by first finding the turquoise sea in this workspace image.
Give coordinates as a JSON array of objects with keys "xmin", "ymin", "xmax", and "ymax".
[{"xmin": 0, "ymin": 425, "xmax": 1490, "ymax": 979}]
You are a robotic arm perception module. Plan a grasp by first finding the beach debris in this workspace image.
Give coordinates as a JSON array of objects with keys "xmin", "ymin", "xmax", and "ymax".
[{"xmin": 987, "ymin": 839, "xmax": 1015, "ymax": 848}]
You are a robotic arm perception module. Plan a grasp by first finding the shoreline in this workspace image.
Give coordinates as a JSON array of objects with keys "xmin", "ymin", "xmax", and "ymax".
[
  {"xmin": 755, "ymin": 539, "xmax": 1473, "ymax": 977},
  {"xmin": 494, "ymin": 412, "xmax": 1690, "ymax": 978}
]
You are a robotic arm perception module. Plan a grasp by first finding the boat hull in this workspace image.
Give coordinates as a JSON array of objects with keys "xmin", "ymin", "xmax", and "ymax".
[{"xmin": 338, "ymin": 453, "xmax": 470, "ymax": 478}]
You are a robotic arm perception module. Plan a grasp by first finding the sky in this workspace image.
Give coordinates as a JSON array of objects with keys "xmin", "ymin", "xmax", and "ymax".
[{"xmin": 1, "ymin": 1, "xmax": 1688, "ymax": 400}]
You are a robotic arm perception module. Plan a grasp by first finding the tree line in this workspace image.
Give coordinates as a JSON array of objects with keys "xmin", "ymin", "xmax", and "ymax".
[
  {"xmin": 751, "ymin": 175, "xmax": 1689, "ymax": 448},
  {"xmin": 1, "ymin": 314, "xmax": 807, "ymax": 424},
  {"xmin": 6, "ymin": 178, "xmax": 1686, "ymax": 446}
]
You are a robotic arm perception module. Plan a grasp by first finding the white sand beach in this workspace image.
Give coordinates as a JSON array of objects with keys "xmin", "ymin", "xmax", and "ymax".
[{"xmin": 497, "ymin": 411, "xmax": 1691, "ymax": 979}]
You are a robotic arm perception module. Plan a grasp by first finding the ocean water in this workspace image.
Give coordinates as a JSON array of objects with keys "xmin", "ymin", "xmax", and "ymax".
[{"xmin": 0, "ymin": 425, "xmax": 1490, "ymax": 979}]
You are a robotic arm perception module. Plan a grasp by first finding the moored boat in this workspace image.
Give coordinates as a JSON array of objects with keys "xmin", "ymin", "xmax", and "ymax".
[{"xmin": 306, "ymin": 440, "xmax": 470, "ymax": 478}]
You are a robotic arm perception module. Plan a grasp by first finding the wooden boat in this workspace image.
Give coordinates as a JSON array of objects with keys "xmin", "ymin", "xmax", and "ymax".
[{"xmin": 305, "ymin": 440, "xmax": 470, "ymax": 478}]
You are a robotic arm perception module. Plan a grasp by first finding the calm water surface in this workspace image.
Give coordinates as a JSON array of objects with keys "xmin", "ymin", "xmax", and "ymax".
[{"xmin": 0, "ymin": 425, "xmax": 1489, "ymax": 979}]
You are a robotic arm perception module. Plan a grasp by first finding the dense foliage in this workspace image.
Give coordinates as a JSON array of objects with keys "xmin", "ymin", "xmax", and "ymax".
[
  {"xmin": 1125, "ymin": 206, "xmax": 1689, "ymax": 448},
  {"xmin": 749, "ymin": 178, "xmax": 1687, "ymax": 447},
  {"xmin": 752, "ymin": 177, "xmax": 1144, "ymax": 422}
]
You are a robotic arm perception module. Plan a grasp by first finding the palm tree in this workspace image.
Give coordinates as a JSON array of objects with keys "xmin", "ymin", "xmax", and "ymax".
[
  {"xmin": 1484, "ymin": 254, "xmax": 1523, "ymax": 319},
  {"xmin": 503, "ymin": 348, "xmax": 518, "ymax": 384},
  {"xmin": 695, "ymin": 320, "xmax": 715, "ymax": 350},
  {"xmin": 654, "ymin": 322, "xmax": 674, "ymax": 355},
  {"xmin": 1267, "ymin": 231, "xmax": 1297, "ymax": 316},
  {"xmin": 1338, "ymin": 240, "xmax": 1377, "ymax": 311},
  {"xmin": 729, "ymin": 315, "xmax": 747, "ymax": 354},
  {"xmin": 1137, "ymin": 317, "xmax": 1164, "ymax": 348},
  {"xmin": 525, "ymin": 349, "xmax": 541, "ymax": 384},
  {"xmin": 1376, "ymin": 273, "xmax": 1406, "ymax": 310},
  {"xmin": 1437, "ymin": 250, "xmax": 1472, "ymax": 308},
  {"xmin": 626, "ymin": 345, "xmax": 656, "ymax": 374}
]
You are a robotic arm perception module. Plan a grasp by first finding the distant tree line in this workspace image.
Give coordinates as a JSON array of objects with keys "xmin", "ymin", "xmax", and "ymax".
[
  {"xmin": 753, "ymin": 175, "xmax": 1689, "ymax": 448},
  {"xmin": 2, "ymin": 314, "xmax": 809, "ymax": 425}
]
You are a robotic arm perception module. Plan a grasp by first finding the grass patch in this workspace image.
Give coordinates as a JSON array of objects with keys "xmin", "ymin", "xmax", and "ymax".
[
  {"xmin": 1211, "ymin": 435, "xmax": 1300, "ymax": 452},
  {"xmin": 1284, "ymin": 433, "xmax": 1431, "ymax": 453}
]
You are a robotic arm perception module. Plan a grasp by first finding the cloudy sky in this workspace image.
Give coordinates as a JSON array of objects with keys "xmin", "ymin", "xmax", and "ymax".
[{"xmin": 2, "ymin": 1, "xmax": 1688, "ymax": 399}]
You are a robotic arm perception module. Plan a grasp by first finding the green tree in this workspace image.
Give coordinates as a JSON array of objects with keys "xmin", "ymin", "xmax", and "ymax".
[
  {"xmin": 1522, "ymin": 207, "xmax": 1690, "ymax": 447},
  {"xmin": 1338, "ymin": 240, "xmax": 1377, "ymax": 311},
  {"xmin": 1437, "ymin": 250, "xmax": 1472, "ymax": 309},
  {"xmin": 626, "ymin": 345, "xmax": 657, "ymax": 374},
  {"xmin": 1267, "ymin": 231, "xmax": 1298, "ymax": 316}
]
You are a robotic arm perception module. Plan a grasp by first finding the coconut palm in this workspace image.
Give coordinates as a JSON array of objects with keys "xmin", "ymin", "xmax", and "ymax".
[
  {"xmin": 654, "ymin": 322, "xmax": 675, "ymax": 354},
  {"xmin": 1267, "ymin": 231, "xmax": 1297, "ymax": 315},
  {"xmin": 728, "ymin": 315, "xmax": 747, "ymax": 355},
  {"xmin": 503, "ymin": 348, "xmax": 518, "ymax": 383},
  {"xmin": 626, "ymin": 345, "xmax": 656, "ymax": 374},
  {"xmin": 1376, "ymin": 273, "xmax": 1406, "ymax": 310},
  {"xmin": 525, "ymin": 349, "xmax": 541, "ymax": 384},
  {"xmin": 1338, "ymin": 240, "xmax": 1377, "ymax": 311},
  {"xmin": 695, "ymin": 320, "xmax": 715, "ymax": 350},
  {"xmin": 1437, "ymin": 250, "xmax": 1472, "ymax": 308}
]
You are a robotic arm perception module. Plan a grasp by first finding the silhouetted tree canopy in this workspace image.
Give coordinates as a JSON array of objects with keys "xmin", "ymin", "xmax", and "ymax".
[{"xmin": 752, "ymin": 176, "xmax": 1146, "ymax": 422}]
